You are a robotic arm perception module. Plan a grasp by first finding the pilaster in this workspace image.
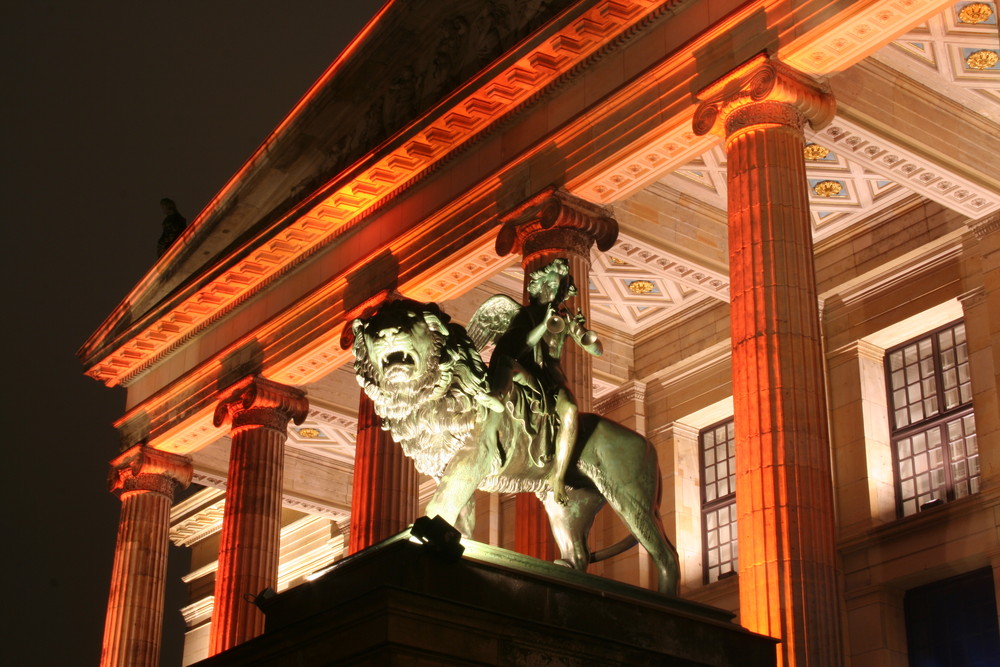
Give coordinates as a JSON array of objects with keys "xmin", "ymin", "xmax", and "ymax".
[
  {"xmin": 208, "ymin": 375, "xmax": 308, "ymax": 655},
  {"xmin": 695, "ymin": 53, "xmax": 842, "ymax": 665},
  {"xmin": 101, "ymin": 445, "xmax": 192, "ymax": 667}
]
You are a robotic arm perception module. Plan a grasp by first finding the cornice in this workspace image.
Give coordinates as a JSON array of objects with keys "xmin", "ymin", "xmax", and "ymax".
[{"xmin": 81, "ymin": 0, "xmax": 678, "ymax": 388}]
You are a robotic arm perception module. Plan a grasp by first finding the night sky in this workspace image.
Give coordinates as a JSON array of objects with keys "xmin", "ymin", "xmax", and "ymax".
[{"xmin": 4, "ymin": 3, "xmax": 382, "ymax": 664}]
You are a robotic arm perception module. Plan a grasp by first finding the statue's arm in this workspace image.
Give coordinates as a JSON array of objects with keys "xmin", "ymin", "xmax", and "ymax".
[{"xmin": 567, "ymin": 310, "xmax": 603, "ymax": 357}]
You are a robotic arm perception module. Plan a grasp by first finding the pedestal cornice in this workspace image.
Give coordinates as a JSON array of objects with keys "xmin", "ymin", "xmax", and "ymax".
[{"xmin": 693, "ymin": 53, "xmax": 835, "ymax": 140}]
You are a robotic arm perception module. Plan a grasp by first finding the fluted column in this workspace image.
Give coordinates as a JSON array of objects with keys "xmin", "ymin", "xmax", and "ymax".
[
  {"xmin": 209, "ymin": 375, "xmax": 308, "ymax": 655},
  {"xmin": 349, "ymin": 393, "xmax": 419, "ymax": 553},
  {"xmin": 101, "ymin": 445, "xmax": 192, "ymax": 667},
  {"xmin": 694, "ymin": 54, "xmax": 842, "ymax": 665},
  {"xmin": 496, "ymin": 186, "xmax": 618, "ymax": 560}
]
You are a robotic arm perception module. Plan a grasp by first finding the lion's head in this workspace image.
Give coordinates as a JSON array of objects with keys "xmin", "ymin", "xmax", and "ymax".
[{"xmin": 352, "ymin": 299, "xmax": 491, "ymax": 478}]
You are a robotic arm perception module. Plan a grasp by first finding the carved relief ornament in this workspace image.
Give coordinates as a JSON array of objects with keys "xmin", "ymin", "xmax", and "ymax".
[
  {"xmin": 213, "ymin": 375, "xmax": 309, "ymax": 434},
  {"xmin": 693, "ymin": 54, "xmax": 835, "ymax": 140},
  {"xmin": 495, "ymin": 186, "xmax": 619, "ymax": 265},
  {"xmin": 109, "ymin": 444, "xmax": 193, "ymax": 498}
]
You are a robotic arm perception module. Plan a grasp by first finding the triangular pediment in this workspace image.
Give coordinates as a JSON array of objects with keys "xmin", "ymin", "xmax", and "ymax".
[{"xmin": 79, "ymin": 0, "xmax": 579, "ymax": 379}]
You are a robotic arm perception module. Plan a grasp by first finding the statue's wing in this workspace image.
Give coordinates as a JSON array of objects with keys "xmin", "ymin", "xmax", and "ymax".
[{"xmin": 467, "ymin": 294, "xmax": 521, "ymax": 350}]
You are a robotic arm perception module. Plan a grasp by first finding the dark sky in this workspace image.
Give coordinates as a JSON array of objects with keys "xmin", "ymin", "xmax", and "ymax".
[{"xmin": 3, "ymin": 3, "xmax": 382, "ymax": 664}]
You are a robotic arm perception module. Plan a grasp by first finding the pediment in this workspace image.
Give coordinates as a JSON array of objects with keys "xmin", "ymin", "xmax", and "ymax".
[{"xmin": 79, "ymin": 0, "xmax": 579, "ymax": 379}]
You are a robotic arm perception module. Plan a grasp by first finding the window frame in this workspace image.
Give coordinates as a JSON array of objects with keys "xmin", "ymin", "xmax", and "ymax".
[
  {"xmin": 698, "ymin": 417, "xmax": 738, "ymax": 585},
  {"xmin": 884, "ymin": 319, "xmax": 977, "ymax": 518}
]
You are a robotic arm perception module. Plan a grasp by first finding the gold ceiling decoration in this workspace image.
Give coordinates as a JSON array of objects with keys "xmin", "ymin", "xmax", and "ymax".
[
  {"xmin": 967, "ymin": 50, "xmax": 999, "ymax": 70},
  {"xmin": 628, "ymin": 279, "xmax": 655, "ymax": 294},
  {"xmin": 803, "ymin": 143, "xmax": 830, "ymax": 160},
  {"xmin": 813, "ymin": 180, "xmax": 843, "ymax": 197},
  {"xmin": 298, "ymin": 427, "xmax": 322, "ymax": 439},
  {"xmin": 609, "ymin": 257, "xmax": 626, "ymax": 265},
  {"xmin": 959, "ymin": 3, "xmax": 993, "ymax": 23}
]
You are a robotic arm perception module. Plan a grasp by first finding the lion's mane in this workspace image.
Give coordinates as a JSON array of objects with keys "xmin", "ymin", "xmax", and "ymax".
[{"xmin": 353, "ymin": 304, "xmax": 495, "ymax": 480}]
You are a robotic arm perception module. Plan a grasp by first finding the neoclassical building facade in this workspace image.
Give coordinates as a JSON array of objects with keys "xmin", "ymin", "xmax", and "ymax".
[{"xmin": 80, "ymin": 1, "xmax": 1000, "ymax": 665}]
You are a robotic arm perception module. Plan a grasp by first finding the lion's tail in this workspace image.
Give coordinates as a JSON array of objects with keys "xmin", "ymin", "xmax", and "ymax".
[{"xmin": 590, "ymin": 536, "xmax": 637, "ymax": 563}]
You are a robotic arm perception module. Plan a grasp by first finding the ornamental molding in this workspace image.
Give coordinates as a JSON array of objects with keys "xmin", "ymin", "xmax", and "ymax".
[
  {"xmin": 778, "ymin": 0, "xmax": 956, "ymax": 76},
  {"xmin": 169, "ymin": 497, "xmax": 226, "ymax": 547},
  {"xmin": 594, "ymin": 379, "xmax": 646, "ymax": 415},
  {"xmin": 825, "ymin": 339, "xmax": 886, "ymax": 367},
  {"xmin": 83, "ymin": 0, "xmax": 676, "ymax": 388},
  {"xmin": 108, "ymin": 444, "xmax": 193, "ymax": 498},
  {"xmin": 610, "ymin": 233, "xmax": 729, "ymax": 301},
  {"xmin": 971, "ymin": 212, "xmax": 1000, "ymax": 239},
  {"xmin": 808, "ymin": 116, "xmax": 1000, "ymax": 218},
  {"xmin": 575, "ymin": 0, "xmax": 954, "ymax": 204},
  {"xmin": 647, "ymin": 420, "xmax": 699, "ymax": 444},
  {"xmin": 958, "ymin": 286, "xmax": 987, "ymax": 309},
  {"xmin": 495, "ymin": 186, "xmax": 619, "ymax": 262},
  {"xmin": 213, "ymin": 374, "xmax": 309, "ymax": 431},
  {"xmin": 190, "ymin": 470, "xmax": 351, "ymax": 523},
  {"xmin": 693, "ymin": 54, "xmax": 836, "ymax": 138},
  {"xmin": 829, "ymin": 228, "xmax": 965, "ymax": 307}
]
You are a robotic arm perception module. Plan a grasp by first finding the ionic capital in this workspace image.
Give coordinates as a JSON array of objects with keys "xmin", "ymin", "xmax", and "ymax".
[
  {"xmin": 108, "ymin": 444, "xmax": 193, "ymax": 499},
  {"xmin": 213, "ymin": 375, "xmax": 309, "ymax": 433},
  {"xmin": 693, "ymin": 54, "xmax": 835, "ymax": 140},
  {"xmin": 496, "ymin": 186, "xmax": 618, "ymax": 266}
]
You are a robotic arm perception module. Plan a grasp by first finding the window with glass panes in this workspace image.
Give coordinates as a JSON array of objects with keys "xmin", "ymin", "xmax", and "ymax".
[
  {"xmin": 885, "ymin": 320, "xmax": 978, "ymax": 518},
  {"xmin": 700, "ymin": 418, "xmax": 737, "ymax": 583}
]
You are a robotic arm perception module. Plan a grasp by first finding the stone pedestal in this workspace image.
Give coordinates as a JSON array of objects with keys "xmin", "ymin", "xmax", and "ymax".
[
  {"xmin": 496, "ymin": 187, "xmax": 617, "ymax": 561},
  {"xmin": 193, "ymin": 534, "xmax": 776, "ymax": 666},
  {"xmin": 101, "ymin": 445, "xmax": 192, "ymax": 667},
  {"xmin": 349, "ymin": 393, "xmax": 419, "ymax": 553},
  {"xmin": 209, "ymin": 376, "xmax": 308, "ymax": 655},
  {"xmin": 695, "ymin": 54, "xmax": 842, "ymax": 665}
]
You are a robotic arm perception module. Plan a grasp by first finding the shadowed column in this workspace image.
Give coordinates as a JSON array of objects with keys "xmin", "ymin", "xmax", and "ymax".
[
  {"xmin": 101, "ymin": 445, "xmax": 192, "ymax": 667},
  {"xmin": 694, "ymin": 54, "xmax": 842, "ymax": 665},
  {"xmin": 496, "ymin": 187, "xmax": 617, "ymax": 561},
  {"xmin": 209, "ymin": 375, "xmax": 308, "ymax": 655},
  {"xmin": 349, "ymin": 392, "xmax": 419, "ymax": 553}
]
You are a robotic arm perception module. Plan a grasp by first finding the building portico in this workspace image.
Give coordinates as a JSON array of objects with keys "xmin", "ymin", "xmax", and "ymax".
[{"xmin": 80, "ymin": 1, "xmax": 1000, "ymax": 664}]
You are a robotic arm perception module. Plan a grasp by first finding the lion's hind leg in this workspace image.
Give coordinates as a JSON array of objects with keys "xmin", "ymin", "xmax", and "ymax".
[
  {"xmin": 541, "ymin": 487, "xmax": 604, "ymax": 571},
  {"xmin": 600, "ymin": 484, "xmax": 679, "ymax": 595}
]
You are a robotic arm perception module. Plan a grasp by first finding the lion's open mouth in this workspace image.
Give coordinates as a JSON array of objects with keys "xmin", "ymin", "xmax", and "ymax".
[{"xmin": 381, "ymin": 350, "xmax": 416, "ymax": 370}]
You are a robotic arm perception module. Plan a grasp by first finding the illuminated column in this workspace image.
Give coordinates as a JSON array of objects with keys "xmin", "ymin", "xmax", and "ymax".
[
  {"xmin": 496, "ymin": 186, "xmax": 618, "ymax": 560},
  {"xmin": 101, "ymin": 445, "xmax": 192, "ymax": 667},
  {"xmin": 694, "ymin": 55, "xmax": 842, "ymax": 665},
  {"xmin": 209, "ymin": 375, "xmax": 308, "ymax": 655},
  {"xmin": 349, "ymin": 393, "xmax": 419, "ymax": 553}
]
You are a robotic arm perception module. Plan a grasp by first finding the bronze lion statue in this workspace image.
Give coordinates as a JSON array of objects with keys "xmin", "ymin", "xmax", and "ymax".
[{"xmin": 352, "ymin": 298, "xmax": 679, "ymax": 594}]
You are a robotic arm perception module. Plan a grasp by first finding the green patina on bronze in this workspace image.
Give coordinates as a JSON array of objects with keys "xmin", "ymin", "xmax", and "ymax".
[{"xmin": 351, "ymin": 262, "xmax": 679, "ymax": 594}]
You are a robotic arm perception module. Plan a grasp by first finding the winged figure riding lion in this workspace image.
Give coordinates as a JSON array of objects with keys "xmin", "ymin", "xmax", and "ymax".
[{"xmin": 351, "ymin": 259, "xmax": 679, "ymax": 594}]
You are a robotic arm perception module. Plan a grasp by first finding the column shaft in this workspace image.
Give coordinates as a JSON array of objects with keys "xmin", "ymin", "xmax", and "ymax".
[
  {"xmin": 695, "ymin": 55, "xmax": 842, "ymax": 665},
  {"xmin": 350, "ymin": 393, "xmax": 419, "ymax": 553},
  {"xmin": 209, "ymin": 376, "xmax": 307, "ymax": 655},
  {"xmin": 101, "ymin": 446, "xmax": 191, "ymax": 667}
]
